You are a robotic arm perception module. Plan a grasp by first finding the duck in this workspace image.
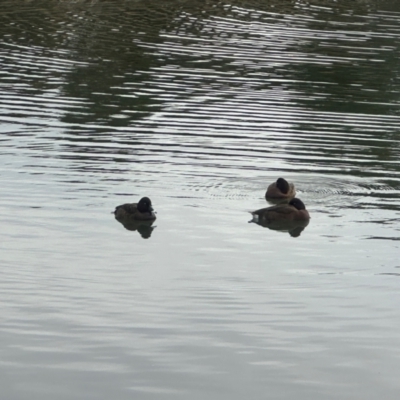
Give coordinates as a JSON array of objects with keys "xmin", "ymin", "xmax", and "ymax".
[
  {"xmin": 250, "ymin": 198, "xmax": 310, "ymax": 223},
  {"xmin": 265, "ymin": 177, "xmax": 296, "ymax": 200},
  {"xmin": 113, "ymin": 197, "xmax": 156, "ymax": 221}
]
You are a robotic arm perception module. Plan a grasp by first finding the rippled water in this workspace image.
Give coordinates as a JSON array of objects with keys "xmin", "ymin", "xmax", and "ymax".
[{"xmin": 2, "ymin": 1, "xmax": 400, "ymax": 399}]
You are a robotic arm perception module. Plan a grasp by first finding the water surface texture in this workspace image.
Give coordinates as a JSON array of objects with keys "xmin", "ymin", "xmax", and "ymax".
[{"xmin": 1, "ymin": 1, "xmax": 400, "ymax": 399}]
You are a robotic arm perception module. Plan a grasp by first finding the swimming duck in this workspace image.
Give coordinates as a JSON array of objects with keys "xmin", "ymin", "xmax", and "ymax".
[
  {"xmin": 250, "ymin": 198, "xmax": 310, "ymax": 223},
  {"xmin": 113, "ymin": 197, "xmax": 156, "ymax": 221},
  {"xmin": 265, "ymin": 178, "xmax": 296, "ymax": 199}
]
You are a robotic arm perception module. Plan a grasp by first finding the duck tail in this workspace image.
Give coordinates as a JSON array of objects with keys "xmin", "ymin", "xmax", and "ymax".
[{"xmin": 248, "ymin": 212, "xmax": 259, "ymax": 223}]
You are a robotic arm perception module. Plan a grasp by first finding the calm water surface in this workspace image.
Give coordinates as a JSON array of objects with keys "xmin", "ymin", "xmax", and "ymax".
[{"xmin": 1, "ymin": 1, "xmax": 400, "ymax": 399}]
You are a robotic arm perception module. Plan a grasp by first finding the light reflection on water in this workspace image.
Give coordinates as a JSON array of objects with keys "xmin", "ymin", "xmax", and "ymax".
[{"xmin": 1, "ymin": 1, "xmax": 400, "ymax": 399}]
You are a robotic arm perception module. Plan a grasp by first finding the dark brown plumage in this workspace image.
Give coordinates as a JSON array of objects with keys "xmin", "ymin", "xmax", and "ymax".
[
  {"xmin": 113, "ymin": 197, "xmax": 156, "ymax": 221},
  {"xmin": 251, "ymin": 198, "xmax": 310, "ymax": 223},
  {"xmin": 265, "ymin": 178, "xmax": 296, "ymax": 200}
]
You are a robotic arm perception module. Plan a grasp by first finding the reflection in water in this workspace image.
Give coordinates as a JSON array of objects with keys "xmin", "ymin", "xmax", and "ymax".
[
  {"xmin": 114, "ymin": 215, "xmax": 156, "ymax": 239},
  {"xmin": 2, "ymin": 1, "xmax": 400, "ymax": 399},
  {"xmin": 250, "ymin": 218, "xmax": 310, "ymax": 238}
]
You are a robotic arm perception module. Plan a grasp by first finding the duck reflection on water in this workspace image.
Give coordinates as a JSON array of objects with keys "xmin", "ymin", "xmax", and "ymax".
[
  {"xmin": 250, "ymin": 218, "xmax": 309, "ymax": 237},
  {"xmin": 114, "ymin": 217, "xmax": 156, "ymax": 239}
]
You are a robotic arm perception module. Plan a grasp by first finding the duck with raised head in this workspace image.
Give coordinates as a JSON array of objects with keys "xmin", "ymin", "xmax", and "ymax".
[
  {"xmin": 250, "ymin": 198, "xmax": 309, "ymax": 223},
  {"xmin": 265, "ymin": 177, "xmax": 296, "ymax": 200},
  {"xmin": 113, "ymin": 196, "xmax": 156, "ymax": 221}
]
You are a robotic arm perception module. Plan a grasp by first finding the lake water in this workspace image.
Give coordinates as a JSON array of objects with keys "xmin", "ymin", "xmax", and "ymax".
[{"xmin": 1, "ymin": 1, "xmax": 400, "ymax": 399}]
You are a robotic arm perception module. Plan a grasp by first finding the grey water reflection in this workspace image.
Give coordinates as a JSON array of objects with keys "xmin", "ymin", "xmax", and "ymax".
[
  {"xmin": 114, "ymin": 216, "xmax": 156, "ymax": 239},
  {"xmin": 250, "ymin": 219, "xmax": 310, "ymax": 238},
  {"xmin": 2, "ymin": 0, "xmax": 400, "ymax": 399}
]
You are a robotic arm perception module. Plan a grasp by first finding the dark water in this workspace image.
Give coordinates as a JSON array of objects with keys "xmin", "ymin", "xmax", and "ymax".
[{"xmin": 1, "ymin": 1, "xmax": 400, "ymax": 399}]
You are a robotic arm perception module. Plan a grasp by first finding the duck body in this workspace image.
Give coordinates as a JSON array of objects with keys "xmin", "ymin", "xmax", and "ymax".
[
  {"xmin": 113, "ymin": 197, "xmax": 156, "ymax": 221},
  {"xmin": 251, "ymin": 198, "xmax": 309, "ymax": 223},
  {"xmin": 265, "ymin": 178, "xmax": 296, "ymax": 200}
]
